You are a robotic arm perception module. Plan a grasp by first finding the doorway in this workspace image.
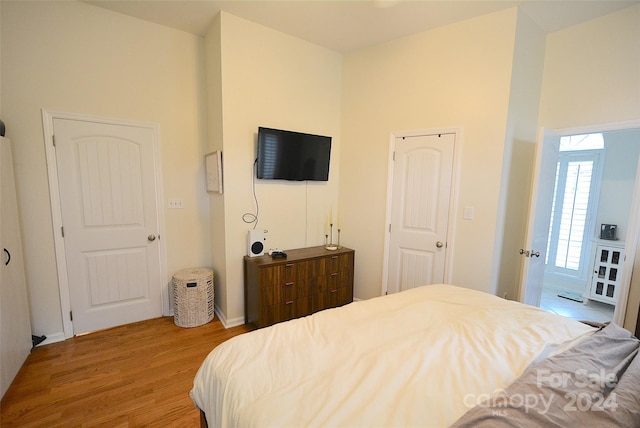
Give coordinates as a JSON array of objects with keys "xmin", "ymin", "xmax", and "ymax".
[
  {"xmin": 43, "ymin": 111, "xmax": 167, "ymax": 337},
  {"xmin": 521, "ymin": 123, "xmax": 640, "ymax": 325},
  {"xmin": 383, "ymin": 130, "xmax": 458, "ymax": 294}
]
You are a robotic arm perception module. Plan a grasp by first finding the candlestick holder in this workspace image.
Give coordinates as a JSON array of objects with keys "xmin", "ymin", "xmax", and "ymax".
[{"xmin": 325, "ymin": 223, "xmax": 338, "ymax": 251}]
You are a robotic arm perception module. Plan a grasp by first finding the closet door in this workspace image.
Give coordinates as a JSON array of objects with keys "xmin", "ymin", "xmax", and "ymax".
[{"xmin": 1, "ymin": 136, "xmax": 32, "ymax": 398}]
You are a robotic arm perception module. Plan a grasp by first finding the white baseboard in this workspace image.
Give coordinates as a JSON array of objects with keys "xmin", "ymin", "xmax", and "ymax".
[
  {"xmin": 214, "ymin": 305, "xmax": 245, "ymax": 328},
  {"xmin": 38, "ymin": 300, "xmax": 359, "ymax": 342},
  {"xmin": 36, "ymin": 332, "xmax": 66, "ymax": 347}
]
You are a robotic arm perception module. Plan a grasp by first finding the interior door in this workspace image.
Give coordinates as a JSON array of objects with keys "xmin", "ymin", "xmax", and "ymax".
[
  {"xmin": 386, "ymin": 133, "xmax": 455, "ymax": 293},
  {"xmin": 1, "ymin": 137, "xmax": 32, "ymax": 398},
  {"xmin": 53, "ymin": 118, "xmax": 163, "ymax": 335},
  {"xmin": 519, "ymin": 128, "xmax": 560, "ymax": 306}
]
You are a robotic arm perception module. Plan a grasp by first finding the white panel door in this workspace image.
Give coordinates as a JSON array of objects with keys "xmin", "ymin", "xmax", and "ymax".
[
  {"xmin": 54, "ymin": 118, "xmax": 162, "ymax": 335},
  {"xmin": 387, "ymin": 133, "xmax": 455, "ymax": 293},
  {"xmin": 0, "ymin": 137, "xmax": 32, "ymax": 398},
  {"xmin": 519, "ymin": 128, "xmax": 560, "ymax": 306}
]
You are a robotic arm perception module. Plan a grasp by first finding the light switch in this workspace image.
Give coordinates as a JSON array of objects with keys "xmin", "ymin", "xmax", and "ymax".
[{"xmin": 463, "ymin": 206, "xmax": 474, "ymax": 220}]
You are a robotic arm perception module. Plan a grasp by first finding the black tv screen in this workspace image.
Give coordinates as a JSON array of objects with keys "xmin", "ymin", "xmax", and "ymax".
[{"xmin": 256, "ymin": 127, "xmax": 331, "ymax": 181}]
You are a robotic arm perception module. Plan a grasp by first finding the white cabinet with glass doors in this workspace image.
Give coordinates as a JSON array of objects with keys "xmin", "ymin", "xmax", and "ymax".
[{"xmin": 584, "ymin": 240, "xmax": 624, "ymax": 306}]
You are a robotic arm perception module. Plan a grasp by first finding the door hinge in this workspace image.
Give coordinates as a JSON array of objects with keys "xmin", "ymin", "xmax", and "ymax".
[
  {"xmin": 393, "ymin": 151, "xmax": 396, "ymax": 161},
  {"xmin": 52, "ymin": 135, "xmax": 56, "ymax": 147},
  {"xmin": 61, "ymin": 226, "xmax": 65, "ymax": 237},
  {"xmin": 70, "ymin": 311, "xmax": 73, "ymax": 321},
  {"xmin": 389, "ymin": 224, "xmax": 391, "ymax": 233}
]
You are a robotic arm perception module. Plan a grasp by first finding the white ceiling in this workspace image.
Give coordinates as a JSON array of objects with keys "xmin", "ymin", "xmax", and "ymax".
[{"xmin": 86, "ymin": 0, "xmax": 639, "ymax": 53}]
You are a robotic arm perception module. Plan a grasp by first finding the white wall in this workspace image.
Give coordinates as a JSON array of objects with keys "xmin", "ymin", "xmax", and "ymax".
[
  {"xmin": 3, "ymin": 1, "xmax": 638, "ymax": 334},
  {"xmin": 538, "ymin": 4, "xmax": 640, "ymax": 331},
  {"xmin": 539, "ymin": 5, "xmax": 640, "ymax": 128},
  {"xmin": 495, "ymin": 9, "xmax": 546, "ymax": 300},
  {"xmin": 209, "ymin": 13, "xmax": 343, "ymax": 323},
  {"xmin": 204, "ymin": 16, "xmax": 229, "ymax": 321},
  {"xmin": 597, "ymin": 130, "xmax": 640, "ymax": 240},
  {"xmin": 1, "ymin": 1, "xmax": 208, "ymax": 338},
  {"xmin": 340, "ymin": 9, "xmax": 519, "ymax": 299}
]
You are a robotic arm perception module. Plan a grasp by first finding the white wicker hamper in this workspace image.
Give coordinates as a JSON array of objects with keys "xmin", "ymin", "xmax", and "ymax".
[{"xmin": 172, "ymin": 268, "xmax": 214, "ymax": 328}]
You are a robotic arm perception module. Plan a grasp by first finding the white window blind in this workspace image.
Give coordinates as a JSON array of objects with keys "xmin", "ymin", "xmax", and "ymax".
[
  {"xmin": 546, "ymin": 133, "xmax": 603, "ymax": 282},
  {"xmin": 554, "ymin": 160, "xmax": 593, "ymax": 270}
]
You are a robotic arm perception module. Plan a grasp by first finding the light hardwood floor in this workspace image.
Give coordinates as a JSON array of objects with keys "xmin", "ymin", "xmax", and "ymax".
[{"xmin": 1, "ymin": 317, "xmax": 253, "ymax": 427}]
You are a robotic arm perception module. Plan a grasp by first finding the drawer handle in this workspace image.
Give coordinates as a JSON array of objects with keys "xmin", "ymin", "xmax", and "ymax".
[
  {"xmin": 285, "ymin": 300, "xmax": 294, "ymax": 305},
  {"xmin": 285, "ymin": 263, "xmax": 294, "ymax": 267},
  {"xmin": 331, "ymin": 273, "xmax": 338, "ymax": 276},
  {"xmin": 284, "ymin": 282, "xmax": 294, "ymax": 287},
  {"xmin": 330, "ymin": 289, "xmax": 337, "ymax": 293},
  {"xmin": 331, "ymin": 256, "xmax": 338, "ymax": 259}
]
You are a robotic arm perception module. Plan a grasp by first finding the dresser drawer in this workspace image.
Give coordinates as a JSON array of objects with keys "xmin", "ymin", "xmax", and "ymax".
[
  {"xmin": 265, "ymin": 297, "xmax": 312, "ymax": 325},
  {"xmin": 327, "ymin": 253, "xmax": 353, "ymax": 274},
  {"xmin": 282, "ymin": 278, "xmax": 310, "ymax": 301},
  {"xmin": 261, "ymin": 279, "xmax": 310, "ymax": 304},
  {"xmin": 313, "ymin": 286, "xmax": 352, "ymax": 312}
]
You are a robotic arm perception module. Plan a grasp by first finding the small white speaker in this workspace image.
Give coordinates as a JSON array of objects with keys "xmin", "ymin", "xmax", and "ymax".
[{"xmin": 247, "ymin": 229, "xmax": 265, "ymax": 257}]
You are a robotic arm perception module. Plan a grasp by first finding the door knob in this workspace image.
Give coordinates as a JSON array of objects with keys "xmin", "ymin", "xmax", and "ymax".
[
  {"xmin": 436, "ymin": 241, "xmax": 444, "ymax": 248},
  {"xmin": 519, "ymin": 249, "xmax": 540, "ymax": 258},
  {"xmin": 148, "ymin": 235, "xmax": 157, "ymax": 242},
  {"xmin": 3, "ymin": 248, "xmax": 10, "ymax": 266}
]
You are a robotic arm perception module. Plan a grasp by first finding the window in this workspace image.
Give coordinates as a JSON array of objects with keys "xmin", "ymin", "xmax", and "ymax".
[
  {"xmin": 545, "ymin": 134, "xmax": 604, "ymax": 282},
  {"xmin": 559, "ymin": 133, "xmax": 604, "ymax": 152}
]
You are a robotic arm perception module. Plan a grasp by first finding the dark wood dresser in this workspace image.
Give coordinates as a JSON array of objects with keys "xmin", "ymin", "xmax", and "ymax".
[{"xmin": 244, "ymin": 246, "xmax": 354, "ymax": 328}]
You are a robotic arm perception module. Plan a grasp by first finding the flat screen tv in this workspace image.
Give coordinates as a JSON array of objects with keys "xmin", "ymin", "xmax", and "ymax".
[{"xmin": 256, "ymin": 127, "xmax": 331, "ymax": 181}]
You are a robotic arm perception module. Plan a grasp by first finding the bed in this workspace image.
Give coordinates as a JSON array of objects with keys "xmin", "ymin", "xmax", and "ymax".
[{"xmin": 190, "ymin": 284, "xmax": 640, "ymax": 427}]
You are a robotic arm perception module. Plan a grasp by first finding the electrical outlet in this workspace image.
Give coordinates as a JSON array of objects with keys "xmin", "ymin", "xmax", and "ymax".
[{"xmin": 168, "ymin": 199, "xmax": 184, "ymax": 209}]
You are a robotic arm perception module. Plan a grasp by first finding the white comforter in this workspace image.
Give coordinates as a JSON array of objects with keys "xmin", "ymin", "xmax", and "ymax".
[{"xmin": 190, "ymin": 284, "xmax": 595, "ymax": 427}]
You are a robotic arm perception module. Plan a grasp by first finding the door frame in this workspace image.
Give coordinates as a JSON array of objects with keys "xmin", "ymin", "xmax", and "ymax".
[
  {"xmin": 42, "ymin": 110, "xmax": 168, "ymax": 339},
  {"xmin": 619, "ymin": 155, "xmax": 640, "ymax": 328},
  {"xmin": 520, "ymin": 119, "xmax": 640, "ymax": 327},
  {"xmin": 381, "ymin": 127, "xmax": 463, "ymax": 295}
]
